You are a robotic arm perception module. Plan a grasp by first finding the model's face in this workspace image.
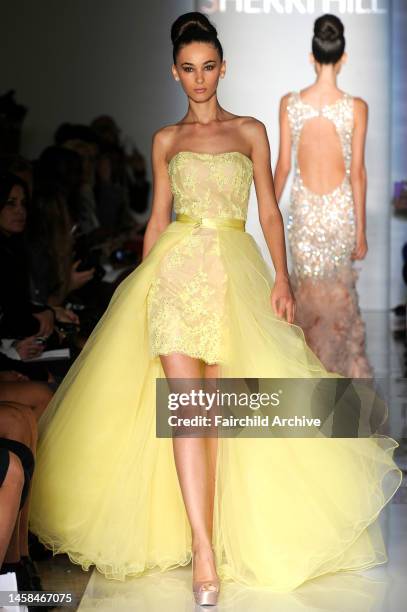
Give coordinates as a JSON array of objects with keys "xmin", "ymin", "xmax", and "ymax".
[
  {"xmin": 172, "ymin": 42, "xmax": 225, "ymax": 102},
  {"xmin": 0, "ymin": 184, "xmax": 27, "ymax": 236}
]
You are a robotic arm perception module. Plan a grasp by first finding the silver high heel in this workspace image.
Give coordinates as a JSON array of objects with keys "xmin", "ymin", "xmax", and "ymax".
[{"xmin": 192, "ymin": 549, "xmax": 220, "ymax": 606}]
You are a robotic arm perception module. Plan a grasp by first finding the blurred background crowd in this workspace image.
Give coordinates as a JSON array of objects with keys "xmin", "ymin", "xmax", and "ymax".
[
  {"xmin": 0, "ymin": 88, "xmax": 150, "ymax": 599},
  {"xmin": 0, "ymin": 89, "xmax": 150, "ymax": 383}
]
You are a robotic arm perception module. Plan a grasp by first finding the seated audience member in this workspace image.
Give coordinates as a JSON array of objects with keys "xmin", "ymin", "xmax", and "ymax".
[
  {"xmin": 0, "ymin": 173, "xmax": 55, "ymax": 340},
  {"xmin": 26, "ymin": 182, "xmax": 93, "ymax": 310},
  {"xmin": 0, "ymin": 398, "xmax": 52, "ymax": 600},
  {"xmin": 90, "ymin": 115, "xmax": 150, "ymax": 216},
  {"xmin": 94, "ymin": 144, "xmax": 134, "ymax": 233},
  {"xmin": 54, "ymin": 124, "xmax": 100, "ymax": 236}
]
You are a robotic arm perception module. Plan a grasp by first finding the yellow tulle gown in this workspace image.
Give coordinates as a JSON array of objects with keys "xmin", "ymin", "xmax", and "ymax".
[{"xmin": 29, "ymin": 151, "xmax": 402, "ymax": 592}]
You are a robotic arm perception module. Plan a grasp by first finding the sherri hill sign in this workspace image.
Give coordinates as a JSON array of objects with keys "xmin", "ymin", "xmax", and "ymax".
[{"xmin": 198, "ymin": 0, "xmax": 387, "ymax": 14}]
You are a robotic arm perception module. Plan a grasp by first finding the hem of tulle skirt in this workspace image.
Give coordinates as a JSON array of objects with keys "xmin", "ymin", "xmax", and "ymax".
[
  {"xmin": 151, "ymin": 348, "xmax": 226, "ymax": 366},
  {"xmin": 29, "ymin": 439, "xmax": 402, "ymax": 587},
  {"xmin": 217, "ymin": 436, "xmax": 403, "ymax": 592},
  {"xmin": 28, "ymin": 525, "xmax": 193, "ymax": 581}
]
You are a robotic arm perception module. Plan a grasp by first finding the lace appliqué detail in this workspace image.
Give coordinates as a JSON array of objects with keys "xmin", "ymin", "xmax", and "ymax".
[
  {"xmin": 147, "ymin": 230, "xmax": 228, "ymax": 364},
  {"xmin": 168, "ymin": 152, "xmax": 253, "ymax": 220}
]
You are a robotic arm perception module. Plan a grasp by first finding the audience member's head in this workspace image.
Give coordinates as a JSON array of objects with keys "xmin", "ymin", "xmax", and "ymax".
[
  {"xmin": 0, "ymin": 156, "xmax": 33, "ymax": 197},
  {"xmin": 35, "ymin": 146, "xmax": 83, "ymax": 224},
  {"xmin": 0, "ymin": 172, "xmax": 30, "ymax": 237},
  {"xmin": 90, "ymin": 116, "xmax": 121, "ymax": 147},
  {"xmin": 54, "ymin": 124, "xmax": 99, "ymax": 186},
  {"xmin": 96, "ymin": 143, "xmax": 126, "ymax": 185},
  {"xmin": 35, "ymin": 146, "xmax": 82, "ymax": 193}
]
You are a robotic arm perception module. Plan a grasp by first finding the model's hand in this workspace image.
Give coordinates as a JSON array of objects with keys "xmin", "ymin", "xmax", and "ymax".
[
  {"xmin": 351, "ymin": 233, "xmax": 368, "ymax": 260},
  {"xmin": 270, "ymin": 277, "xmax": 296, "ymax": 324}
]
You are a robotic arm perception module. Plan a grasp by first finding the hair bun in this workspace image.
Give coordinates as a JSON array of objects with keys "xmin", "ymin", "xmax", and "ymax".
[
  {"xmin": 171, "ymin": 12, "xmax": 217, "ymax": 44},
  {"xmin": 314, "ymin": 14, "xmax": 344, "ymax": 42},
  {"xmin": 312, "ymin": 14, "xmax": 345, "ymax": 64}
]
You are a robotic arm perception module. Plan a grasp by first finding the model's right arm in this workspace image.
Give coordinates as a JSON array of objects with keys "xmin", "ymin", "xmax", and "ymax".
[
  {"xmin": 142, "ymin": 129, "xmax": 174, "ymax": 261},
  {"xmin": 273, "ymin": 94, "xmax": 292, "ymax": 202},
  {"xmin": 350, "ymin": 97, "xmax": 368, "ymax": 260}
]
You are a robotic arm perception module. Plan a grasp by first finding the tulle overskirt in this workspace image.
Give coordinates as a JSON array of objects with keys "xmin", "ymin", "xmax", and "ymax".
[{"xmin": 29, "ymin": 220, "xmax": 402, "ymax": 590}]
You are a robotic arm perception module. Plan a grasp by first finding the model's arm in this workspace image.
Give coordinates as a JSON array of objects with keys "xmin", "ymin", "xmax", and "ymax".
[
  {"xmin": 274, "ymin": 94, "xmax": 292, "ymax": 202},
  {"xmin": 350, "ymin": 98, "xmax": 368, "ymax": 260},
  {"xmin": 245, "ymin": 119, "xmax": 295, "ymax": 324},
  {"xmin": 142, "ymin": 129, "xmax": 174, "ymax": 261}
]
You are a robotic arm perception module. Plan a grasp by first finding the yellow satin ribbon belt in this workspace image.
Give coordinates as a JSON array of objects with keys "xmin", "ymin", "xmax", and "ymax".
[{"xmin": 175, "ymin": 212, "xmax": 246, "ymax": 231}]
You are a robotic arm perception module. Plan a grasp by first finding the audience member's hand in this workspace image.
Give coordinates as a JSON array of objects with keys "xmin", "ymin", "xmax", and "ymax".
[
  {"xmin": 53, "ymin": 306, "xmax": 80, "ymax": 325},
  {"xmin": 70, "ymin": 260, "xmax": 96, "ymax": 291},
  {"xmin": 15, "ymin": 336, "xmax": 45, "ymax": 360},
  {"xmin": 32, "ymin": 310, "xmax": 55, "ymax": 338},
  {"xmin": 0, "ymin": 370, "xmax": 30, "ymax": 382}
]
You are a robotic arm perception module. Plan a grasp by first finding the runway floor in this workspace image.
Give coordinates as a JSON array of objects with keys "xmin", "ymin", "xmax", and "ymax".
[{"xmin": 33, "ymin": 311, "xmax": 406, "ymax": 611}]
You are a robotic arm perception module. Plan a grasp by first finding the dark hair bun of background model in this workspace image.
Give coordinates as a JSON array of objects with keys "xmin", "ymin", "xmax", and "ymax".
[
  {"xmin": 312, "ymin": 14, "xmax": 345, "ymax": 64},
  {"xmin": 171, "ymin": 12, "xmax": 223, "ymax": 63}
]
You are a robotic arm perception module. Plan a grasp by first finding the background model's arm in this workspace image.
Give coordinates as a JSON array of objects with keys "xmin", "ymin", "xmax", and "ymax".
[
  {"xmin": 350, "ymin": 97, "xmax": 368, "ymax": 260},
  {"xmin": 273, "ymin": 94, "xmax": 292, "ymax": 202},
  {"xmin": 142, "ymin": 129, "xmax": 173, "ymax": 260},
  {"xmin": 245, "ymin": 119, "xmax": 295, "ymax": 324}
]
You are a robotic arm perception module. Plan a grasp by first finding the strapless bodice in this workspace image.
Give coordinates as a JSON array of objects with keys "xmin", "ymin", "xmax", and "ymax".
[{"xmin": 168, "ymin": 151, "xmax": 253, "ymax": 221}]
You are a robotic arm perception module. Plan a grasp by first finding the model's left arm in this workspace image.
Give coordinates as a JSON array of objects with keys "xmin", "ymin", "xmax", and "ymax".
[
  {"xmin": 274, "ymin": 94, "xmax": 292, "ymax": 202},
  {"xmin": 350, "ymin": 97, "xmax": 369, "ymax": 260},
  {"xmin": 246, "ymin": 118, "xmax": 296, "ymax": 324}
]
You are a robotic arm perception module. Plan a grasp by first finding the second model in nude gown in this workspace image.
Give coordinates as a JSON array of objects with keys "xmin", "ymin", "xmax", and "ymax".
[{"xmin": 285, "ymin": 91, "xmax": 373, "ymax": 378}]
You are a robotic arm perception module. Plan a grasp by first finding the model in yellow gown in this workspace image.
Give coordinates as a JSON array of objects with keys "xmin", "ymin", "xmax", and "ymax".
[{"xmin": 29, "ymin": 150, "xmax": 402, "ymax": 592}]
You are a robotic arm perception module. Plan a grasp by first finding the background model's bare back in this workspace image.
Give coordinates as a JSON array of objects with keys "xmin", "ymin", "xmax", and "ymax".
[{"xmin": 297, "ymin": 114, "xmax": 346, "ymax": 196}]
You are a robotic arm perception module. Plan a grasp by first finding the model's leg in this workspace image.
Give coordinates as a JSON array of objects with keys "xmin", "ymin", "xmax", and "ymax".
[
  {"xmin": 203, "ymin": 363, "xmax": 220, "ymax": 541},
  {"xmin": 160, "ymin": 353, "xmax": 218, "ymax": 584}
]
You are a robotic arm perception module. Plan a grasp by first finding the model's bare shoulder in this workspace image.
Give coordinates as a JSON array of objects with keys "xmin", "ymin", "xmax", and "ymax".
[
  {"xmin": 279, "ymin": 92, "xmax": 293, "ymax": 111},
  {"xmin": 353, "ymin": 96, "xmax": 368, "ymax": 113},
  {"xmin": 239, "ymin": 116, "xmax": 268, "ymax": 142},
  {"xmin": 151, "ymin": 124, "xmax": 179, "ymax": 160},
  {"xmin": 352, "ymin": 97, "xmax": 368, "ymax": 126}
]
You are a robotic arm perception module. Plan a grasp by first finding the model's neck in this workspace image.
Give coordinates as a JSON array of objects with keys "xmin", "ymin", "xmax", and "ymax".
[
  {"xmin": 315, "ymin": 65, "xmax": 338, "ymax": 89},
  {"xmin": 186, "ymin": 94, "xmax": 224, "ymax": 125}
]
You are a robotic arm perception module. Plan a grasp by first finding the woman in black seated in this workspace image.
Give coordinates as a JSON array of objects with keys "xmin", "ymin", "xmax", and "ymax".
[{"xmin": 0, "ymin": 173, "xmax": 55, "ymax": 340}]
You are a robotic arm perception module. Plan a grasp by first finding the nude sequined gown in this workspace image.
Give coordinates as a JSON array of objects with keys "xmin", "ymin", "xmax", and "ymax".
[{"xmin": 287, "ymin": 92, "xmax": 373, "ymax": 377}]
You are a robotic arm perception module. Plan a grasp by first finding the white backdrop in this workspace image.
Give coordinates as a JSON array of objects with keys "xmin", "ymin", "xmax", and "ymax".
[{"xmin": 197, "ymin": 0, "xmax": 391, "ymax": 310}]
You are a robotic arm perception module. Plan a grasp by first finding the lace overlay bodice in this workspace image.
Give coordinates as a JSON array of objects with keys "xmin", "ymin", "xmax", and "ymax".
[
  {"xmin": 286, "ymin": 92, "xmax": 356, "ymax": 281},
  {"xmin": 168, "ymin": 151, "xmax": 253, "ymax": 220},
  {"xmin": 147, "ymin": 151, "xmax": 253, "ymax": 364}
]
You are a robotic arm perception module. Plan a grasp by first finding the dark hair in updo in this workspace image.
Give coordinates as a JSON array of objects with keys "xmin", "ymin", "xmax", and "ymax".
[
  {"xmin": 312, "ymin": 14, "xmax": 345, "ymax": 64},
  {"xmin": 171, "ymin": 12, "xmax": 223, "ymax": 63}
]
